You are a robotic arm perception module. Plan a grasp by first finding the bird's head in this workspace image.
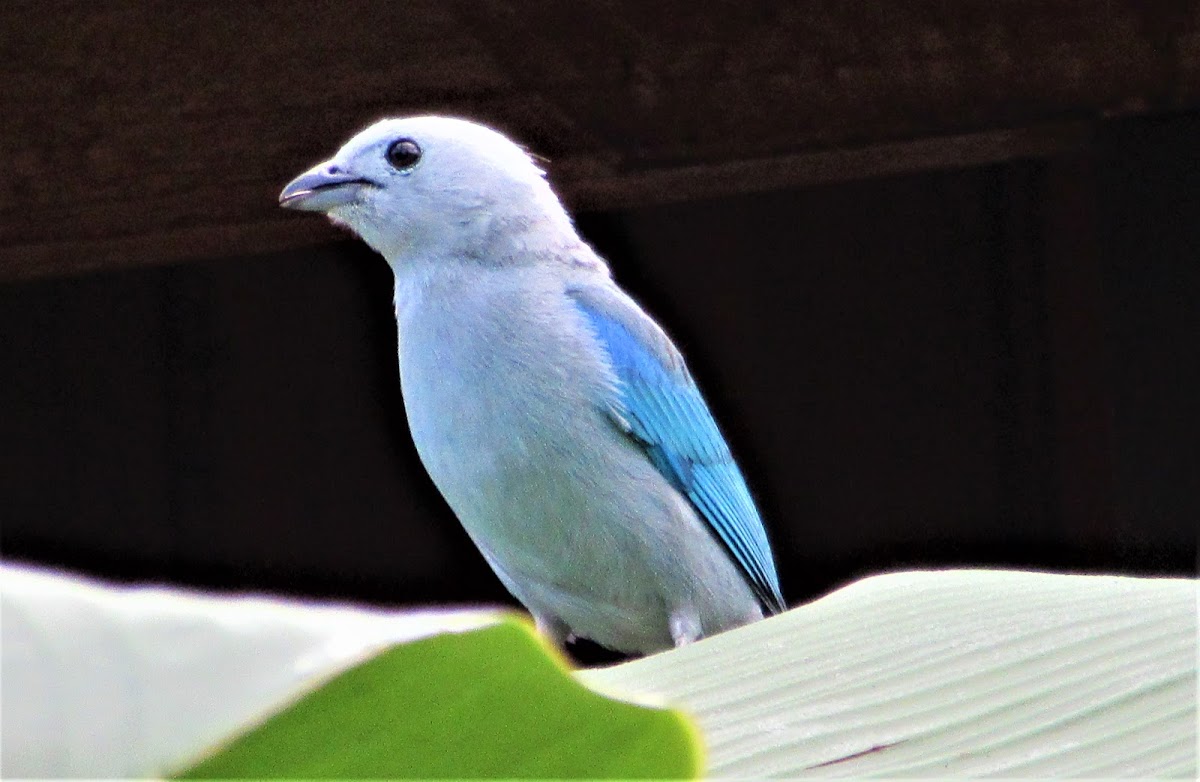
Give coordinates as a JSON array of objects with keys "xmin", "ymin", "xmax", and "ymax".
[{"xmin": 279, "ymin": 116, "xmax": 574, "ymax": 262}]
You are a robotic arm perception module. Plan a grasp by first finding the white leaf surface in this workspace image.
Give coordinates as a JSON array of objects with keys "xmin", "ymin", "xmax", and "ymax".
[
  {"xmin": 582, "ymin": 569, "xmax": 1199, "ymax": 778},
  {"xmin": 0, "ymin": 563, "xmax": 502, "ymax": 778}
]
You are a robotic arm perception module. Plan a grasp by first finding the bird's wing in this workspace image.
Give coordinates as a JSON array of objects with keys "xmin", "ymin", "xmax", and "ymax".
[{"xmin": 566, "ymin": 282, "xmax": 784, "ymax": 614}]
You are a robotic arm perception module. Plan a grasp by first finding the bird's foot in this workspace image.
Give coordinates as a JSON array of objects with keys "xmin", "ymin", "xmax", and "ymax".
[
  {"xmin": 669, "ymin": 611, "xmax": 702, "ymax": 647},
  {"xmin": 534, "ymin": 614, "xmax": 573, "ymax": 647}
]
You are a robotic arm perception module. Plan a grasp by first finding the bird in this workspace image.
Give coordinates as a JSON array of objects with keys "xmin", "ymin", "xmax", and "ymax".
[{"xmin": 279, "ymin": 116, "xmax": 783, "ymax": 654}]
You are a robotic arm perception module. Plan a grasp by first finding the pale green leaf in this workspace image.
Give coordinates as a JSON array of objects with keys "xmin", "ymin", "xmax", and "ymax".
[{"xmin": 582, "ymin": 569, "xmax": 1198, "ymax": 778}]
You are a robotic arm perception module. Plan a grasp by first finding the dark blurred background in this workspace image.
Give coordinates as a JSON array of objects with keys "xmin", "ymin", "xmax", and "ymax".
[{"xmin": 1, "ymin": 3, "xmax": 1196, "ymax": 657}]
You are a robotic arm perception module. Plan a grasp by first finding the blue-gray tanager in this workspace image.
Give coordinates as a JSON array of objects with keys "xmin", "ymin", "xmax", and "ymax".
[{"xmin": 279, "ymin": 117, "xmax": 783, "ymax": 653}]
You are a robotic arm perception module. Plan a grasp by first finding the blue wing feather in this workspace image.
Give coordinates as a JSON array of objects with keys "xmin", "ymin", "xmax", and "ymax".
[{"xmin": 569, "ymin": 289, "xmax": 785, "ymax": 614}]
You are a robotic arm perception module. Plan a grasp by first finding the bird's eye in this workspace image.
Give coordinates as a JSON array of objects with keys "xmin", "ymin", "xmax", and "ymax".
[{"xmin": 386, "ymin": 138, "xmax": 422, "ymax": 171}]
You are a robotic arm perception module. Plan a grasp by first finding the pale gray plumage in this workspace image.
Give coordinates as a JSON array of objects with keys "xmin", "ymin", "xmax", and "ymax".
[{"xmin": 279, "ymin": 116, "xmax": 782, "ymax": 653}]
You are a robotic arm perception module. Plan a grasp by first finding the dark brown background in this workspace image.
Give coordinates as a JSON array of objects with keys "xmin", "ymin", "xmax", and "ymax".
[{"xmin": 2, "ymin": 3, "xmax": 1196, "ymax": 648}]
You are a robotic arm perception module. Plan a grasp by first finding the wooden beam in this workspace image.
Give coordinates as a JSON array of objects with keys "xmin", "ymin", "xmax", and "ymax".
[
  {"xmin": 565, "ymin": 123, "xmax": 1093, "ymax": 210},
  {"xmin": 0, "ymin": 122, "xmax": 1091, "ymax": 281},
  {"xmin": 2, "ymin": 1, "xmax": 1196, "ymax": 281}
]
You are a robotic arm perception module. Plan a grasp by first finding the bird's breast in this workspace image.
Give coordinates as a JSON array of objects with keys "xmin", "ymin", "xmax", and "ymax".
[{"xmin": 392, "ymin": 268, "xmax": 618, "ymax": 533}]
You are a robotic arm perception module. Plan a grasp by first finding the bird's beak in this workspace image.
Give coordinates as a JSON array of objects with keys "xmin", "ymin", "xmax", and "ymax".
[{"xmin": 279, "ymin": 162, "xmax": 376, "ymax": 212}]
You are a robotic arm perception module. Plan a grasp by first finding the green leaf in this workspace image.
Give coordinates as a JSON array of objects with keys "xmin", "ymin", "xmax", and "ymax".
[
  {"xmin": 6, "ymin": 564, "xmax": 1193, "ymax": 778},
  {"xmin": 177, "ymin": 617, "xmax": 702, "ymax": 779},
  {"xmin": 582, "ymin": 570, "xmax": 1198, "ymax": 778},
  {"xmin": 1, "ymin": 565, "xmax": 700, "ymax": 778}
]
